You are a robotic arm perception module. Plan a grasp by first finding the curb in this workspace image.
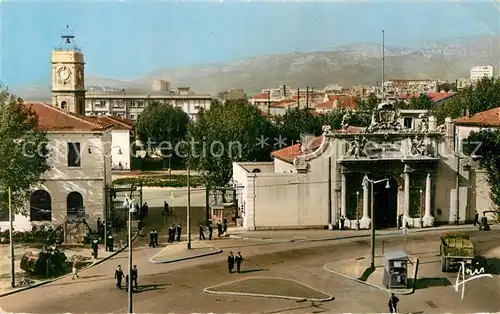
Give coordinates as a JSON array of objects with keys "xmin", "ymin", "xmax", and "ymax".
[
  {"xmin": 323, "ymin": 257, "xmax": 419, "ymax": 296},
  {"xmin": 149, "ymin": 248, "xmax": 223, "ymax": 264},
  {"xmin": 203, "ymin": 276, "xmax": 334, "ymax": 302},
  {"xmin": 228, "ymin": 225, "xmax": 495, "ymax": 243},
  {"xmin": 0, "ymin": 232, "xmax": 139, "ymax": 298}
]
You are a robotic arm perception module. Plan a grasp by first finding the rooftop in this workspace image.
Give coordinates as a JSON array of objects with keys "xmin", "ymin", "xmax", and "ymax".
[
  {"xmin": 271, "ymin": 136, "xmax": 323, "ymax": 163},
  {"xmin": 455, "ymin": 107, "xmax": 500, "ymax": 127}
]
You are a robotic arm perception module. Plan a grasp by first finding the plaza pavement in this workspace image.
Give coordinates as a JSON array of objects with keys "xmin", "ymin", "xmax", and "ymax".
[
  {"xmin": 149, "ymin": 240, "xmax": 222, "ymax": 264},
  {"xmin": 0, "ymin": 229, "xmax": 499, "ymax": 313}
]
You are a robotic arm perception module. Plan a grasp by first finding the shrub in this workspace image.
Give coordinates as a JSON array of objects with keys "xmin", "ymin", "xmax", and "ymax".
[{"xmin": 113, "ymin": 174, "xmax": 203, "ymax": 188}]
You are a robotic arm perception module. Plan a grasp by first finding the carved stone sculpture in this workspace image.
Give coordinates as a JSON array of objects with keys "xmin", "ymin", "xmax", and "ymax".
[
  {"xmin": 409, "ymin": 135, "xmax": 427, "ymax": 156},
  {"xmin": 418, "ymin": 113, "xmax": 429, "ymax": 133},
  {"xmin": 344, "ymin": 136, "xmax": 367, "ymax": 158},
  {"xmin": 322, "ymin": 125, "xmax": 332, "ymax": 133},
  {"xmin": 341, "ymin": 113, "xmax": 351, "ymax": 130},
  {"xmin": 366, "ymin": 102, "xmax": 402, "ymax": 133},
  {"xmin": 436, "ymin": 124, "xmax": 446, "ymax": 133}
]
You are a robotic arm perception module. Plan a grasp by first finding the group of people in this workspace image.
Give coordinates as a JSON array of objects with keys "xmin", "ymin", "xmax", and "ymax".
[
  {"xmin": 149, "ymin": 229, "xmax": 159, "ymax": 248},
  {"xmin": 114, "ymin": 265, "xmax": 139, "ymax": 292},
  {"xmin": 168, "ymin": 224, "xmax": 182, "ymax": 243},
  {"xmin": 227, "ymin": 251, "xmax": 244, "ymax": 273},
  {"xmin": 199, "ymin": 217, "xmax": 228, "ymax": 240}
]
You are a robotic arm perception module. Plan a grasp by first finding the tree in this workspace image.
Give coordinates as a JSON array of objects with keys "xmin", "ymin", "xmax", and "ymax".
[
  {"xmin": 135, "ymin": 101, "xmax": 189, "ymax": 168},
  {"xmin": 274, "ymin": 108, "xmax": 322, "ymax": 146},
  {"xmin": 0, "ymin": 87, "xmax": 50, "ymax": 214},
  {"xmin": 463, "ymin": 129, "xmax": 500, "ymax": 212},
  {"xmin": 357, "ymin": 93, "xmax": 379, "ymax": 112},
  {"xmin": 188, "ymin": 99, "xmax": 275, "ymax": 187}
]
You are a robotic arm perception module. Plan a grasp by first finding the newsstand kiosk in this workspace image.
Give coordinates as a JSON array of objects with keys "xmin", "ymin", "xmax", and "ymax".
[{"xmin": 383, "ymin": 250, "xmax": 409, "ymax": 289}]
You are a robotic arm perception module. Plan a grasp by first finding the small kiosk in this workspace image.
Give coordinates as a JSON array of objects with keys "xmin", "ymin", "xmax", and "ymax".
[{"xmin": 383, "ymin": 250, "xmax": 409, "ymax": 289}]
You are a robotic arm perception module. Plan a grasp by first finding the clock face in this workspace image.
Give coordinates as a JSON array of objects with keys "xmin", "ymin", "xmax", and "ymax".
[{"xmin": 58, "ymin": 67, "xmax": 71, "ymax": 81}]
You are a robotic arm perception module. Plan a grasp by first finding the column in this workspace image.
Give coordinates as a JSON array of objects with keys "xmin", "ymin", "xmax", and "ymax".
[
  {"xmin": 360, "ymin": 175, "xmax": 371, "ymax": 229},
  {"xmin": 341, "ymin": 171, "xmax": 347, "ymax": 219},
  {"xmin": 404, "ymin": 169, "xmax": 411, "ymax": 227},
  {"xmin": 423, "ymin": 172, "xmax": 434, "ymax": 227}
]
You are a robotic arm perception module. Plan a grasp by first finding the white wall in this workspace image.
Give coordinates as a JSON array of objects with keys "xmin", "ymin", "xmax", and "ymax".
[
  {"xmin": 274, "ymin": 159, "xmax": 297, "ymax": 173},
  {"xmin": 111, "ymin": 129, "xmax": 131, "ymax": 170}
]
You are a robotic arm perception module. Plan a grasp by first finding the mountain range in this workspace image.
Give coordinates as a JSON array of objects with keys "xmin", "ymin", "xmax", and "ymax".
[{"xmin": 11, "ymin": 34, "xmax": 500, "ymax": 100}]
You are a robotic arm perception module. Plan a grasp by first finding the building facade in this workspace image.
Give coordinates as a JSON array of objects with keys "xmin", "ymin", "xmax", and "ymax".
[
  {"xmin": 470, "ymin": 65, "xmax": 494, "ymax": 81},
  {"xmin": 233, "ymin": 103, "xmax": 485, "ymax": 230},
  {"xmin": 85, "ymin": 86, "xmax": 212, "ymax": 121}
]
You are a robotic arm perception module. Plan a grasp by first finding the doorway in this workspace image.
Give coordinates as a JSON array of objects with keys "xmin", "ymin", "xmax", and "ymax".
[{"xmin": 373, "ymin": 176, "xmax": 398, "ymax": 228}]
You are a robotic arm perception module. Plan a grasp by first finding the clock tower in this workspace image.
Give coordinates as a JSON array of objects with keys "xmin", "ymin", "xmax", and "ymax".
[{"xmin": 51, "ymin": 25, "xmax": 86, "ymax": 115}]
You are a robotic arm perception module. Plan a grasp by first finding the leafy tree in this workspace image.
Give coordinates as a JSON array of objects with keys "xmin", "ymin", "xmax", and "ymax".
[
  {"xmin": 0, "ymin": 87, "xmax": 50, "ymax": 214},
  {"xmin": 357, "ymin": 93, "xmax": 379, "ymax": 112},
  {"xmin": 463, "ymin": 129, "xmax": 500, "ymax": 212},
  {"xmin": 274, "ymin": 108, "xmax": 322, "ymax": 146},
  {"xmin": 135, "ymin": 101, "xmax": 189, "ymax": 168},
  {"xmin": 188, "ymin": 99, "xmax": 275, "ymax": 187},
  {"xmin": 433, "ymin": 77, "xmax": 500, "ymax": 123},
  {"xmin": 319, "ymin": 109, "xmax": 370, "ymax": 129},
  {"xmin": 438, "ymin": 82, "xmax": 453, "ymax": 92}
]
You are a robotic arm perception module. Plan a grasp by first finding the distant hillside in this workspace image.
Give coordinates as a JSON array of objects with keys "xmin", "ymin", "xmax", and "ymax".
[{"xmin": 11, "ymin": 34, "xmax": 500, "ymax": 99}]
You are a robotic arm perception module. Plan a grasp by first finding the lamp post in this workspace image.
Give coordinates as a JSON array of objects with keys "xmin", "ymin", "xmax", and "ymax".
[
  {"xmin": 88, "ymin": 145, "xmax": 123, "ymax": 251},
  {"xmin": 362, "ymin": 176, "xmax": 390, "ymax": 269},
  {"xmin": 356, "ymin": 190, "xmax": 360, "ymax": 230},
  {"xmin": 124, "ymin": 194, "xmax": 136, "ymax": 314},
  {"xmin": 187, "ymin": 153, "xmax": 191, "ymax": 250},
  {"xmin": 419, "ymin": 189, "xmax": 423, "ymax": 228}
]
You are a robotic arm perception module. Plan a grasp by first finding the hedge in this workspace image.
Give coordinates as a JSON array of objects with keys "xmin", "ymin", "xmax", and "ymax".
[{"xmin": 113, "ymin": 174, "xmax": 203, "ymax": 188}]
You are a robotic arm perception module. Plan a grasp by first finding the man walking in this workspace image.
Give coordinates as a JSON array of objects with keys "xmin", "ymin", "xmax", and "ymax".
[
  {"xmin": 149, "ymin": 229, "xmax": 154, "ymax": 247},
  {"xmin": 227, "ymin": 251, "xmax": 235, "ymax": 273},
  {"xmin": 223, "ymin": 216, "xmax": 228, "ymax": 234},
  {"xmin": 168, "ymin": 225, "xmax": 174, "ymax": 243},
  {"xmin": 72, "ymin": 259, "xmax": 79, "ymax": 279},
  {"xmin": 176, "ymin": 223, "xmax": 182, "ymax": 242},
  {"xmin": 163, "ymin": 201, "xmax": 169, "ymax": 216},
  {"xmin": 235, "ymin": 252, "xmax": 243, "ymax": 273},
  {"xmin": 208, "ymin": 222, "xmax": 213, "ymax": 240},
  {"xmin": 153, "ymin": 229, "xmax": 159, "ymax": 247},
  {"xmin": 199, "ymin": 223, "xmax": 206, "ymax": 240},
  {"xmin": 388, "ymin": 293, "xmax": 399, "ymax": 313},
  {"xmin": 340, "ymin": 216, "xmax": 345, "ymax": 230},
  {"xmin": 115, "ymin": 265, "xmax": 124, "ymax": 289},
  {"xmin": 217, "ymin": 220, "xmax": 223, "ymax": 238},
  {"xmin": 131, "ymin": 265, "xmax": 138, "ymax": 290},
  {"xmin": 91, "ymin": 239, "xmax": 99, "ymax": 260}
]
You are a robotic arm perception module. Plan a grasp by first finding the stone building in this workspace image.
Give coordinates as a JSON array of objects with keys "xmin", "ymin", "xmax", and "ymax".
[{"xmin": 233, "ymin": 103, "xmax": 484, "ymax": 230}]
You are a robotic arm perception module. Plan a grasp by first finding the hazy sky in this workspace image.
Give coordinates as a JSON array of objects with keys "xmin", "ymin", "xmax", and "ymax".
[{"xmin": 1, "ymin": 1, "xmax": 499, "ymax": 85}]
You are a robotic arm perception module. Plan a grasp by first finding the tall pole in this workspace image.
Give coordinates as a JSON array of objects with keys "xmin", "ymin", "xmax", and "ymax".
[
  {"xmin": 187, "ymin": 157, "xmax": 192, "ymax": 249},
  {"xmin": 283, "ymin": 84, "xmax": 286, "ymax": 98},
  {"xmin": 328, "ymin": 157, "xmax": 332, "ymax": 226},
  {"xmin": 382, "ymin": 30, "xmax": 385, "ymax": 102},
  {"xmin": 370, "ymin": 181, "xmax": 375, "ymax": 269},
  {"xmin": 126, "ymin": 195, "xmax": 135, "ymax": 313},
  {"xmin": 456, "ymin": 154, "xmax": 460, "ymax": 225},
  {"xmin": 306, "ymin": 87, "xmax": 309, "ymax": 109},
  {"xmin": 103, "ymin": 154, "xmax": 107, "ymax": 251},
  {"xmin": 9, "ymin": 186, "xmax": 14, "ymax": 288},
  {"xmin": 267, "ymin": 91, "xmax": 271, "ymax": 116}
]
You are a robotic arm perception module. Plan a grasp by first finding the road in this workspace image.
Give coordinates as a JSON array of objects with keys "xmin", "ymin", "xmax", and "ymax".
[
  {"xmin": 1, "ymin": 228, "xmax": 499, "ymax": 313},
  {"xmin": 142, "ymin": 187, "xmax": 206, "ymax": 208}
]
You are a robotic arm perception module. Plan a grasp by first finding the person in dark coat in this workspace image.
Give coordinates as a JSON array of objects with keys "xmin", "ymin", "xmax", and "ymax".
[
  {"xmin": 131, "ymin": 265, "xmax": 138, "ymax": 290},
  {"xmin": 153, "ymin": 229, "xmax": 158, "ymax": 247},
  {"xmin": 176, "ymin": 223, "xmax": 182, "ymax": 242},
  {"xmin": 340, "ymin": 216, "xmax": 345, "ymax": 230},
  {"xmin": 235, "ymin": 252, "xmax": 243, "ymax": 273},
  {"xmin": 199, "ymin": 223, "xmax": 206, "ymax": 240},
  {"xmin": 208, "ymin": 222, "xmax": 213, "ymax": 240},
  {"xmin": 388, "ymin": 293, "xmax": 399, "ymax": 313},
  {"xmin": 167, "ymin": 225, "xmax": 174, "ymax": 243},
  {"xmin": 163, "ymin": 201, "xmax": 169, "ymax": 216},
  {"xmin": 144, "ymin": 202, "xmax": 149, "ymax": 218},
  {"xmin": 115, "ymin": 265, "xmax": 124, "ymax": 289},
  {"xmin": 91, "ymin": 239, "xmax": 98, "ymax": 260},
  {"xmin": 474, "ymin": 212, "xmax": 479, "ymax": 226},
  {"xmin": 227, "ymin": 251, "xmax": 235, "ymax": 273},
  {"xmin": 149, "ymin": 229, "xmax": 154, "ymax": 247},
  {"xmin": 223, "ymin": 217, "xmax": 228, "ymax": 234},
  {"xmin": 217, "ymin": 221, "xmax": 223, "ymax": 237}
]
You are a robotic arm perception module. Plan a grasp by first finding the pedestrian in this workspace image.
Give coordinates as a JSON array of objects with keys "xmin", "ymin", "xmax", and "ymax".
[
  {"xmin": 176, "ymin": 223, "xmax": 182, "ymax": 242},
  {"xmin": 91, "ymin": 239, "xmax": 98, "ymax": 260},
  {"xmin": 223, "ymin": 216, "xmax": 228, "ymax": 234},
  {"xmin": 227, "ymin": 251, "xmax": 235, "ymax": 273},
  {"xmin": 168, "ymin": 225, "xmax": 174, "ymax": 243},
  {"xmin": 153, "ymin": 229, "xmax": 158, "ymax": 247},
  {"xmin": 144, "ymin": 202, "xmax": 149, "ymax": 217},
  {"xmin": 235, "ymin": 252, "xmax": 243, "ymax": 273},
  {"xmin": 125, "ymin": 274, "xmax": 130, "ymax": 292},
  {"xmin": 199, "ymin": 223, "xmax": 206, "ymax": 240},
  {"xmin": 163, "ymin": 201, "xmax": 169, "ymax": 216},
  {"xmin": 217, "ymin": 220, "xmax": 223, "ymax": 237},
  {"xmin": 131, "ymin": 265, "xmax": 138, "ymax": 290},
  {"xmin": 107, "ymin": 233, "xmax": 114, "ymax": 252},
  {"xmin": 388, "ymin": 293, "xmax": 399, "ymax": 313},
  {"xmin": 208, "ymin": 222, "xmax": 213, "ymax": 240},
  {"xmin": 340, "ymin": 215, "xmax": 345, "ymax": 230},
  {"xmin": 474, "ymin": 212, "xmax": 479, "ymax": 226},
  {"xmin": 149, "ymin": 229, "xmax": 154, "ymax": 247},
  {"xmin": 115, "ymin": 265, "xmax": 124, "ymax": 289},
  {"xmin": 72, "ymin": 259, "xmax": 79, "ymax": 279}
]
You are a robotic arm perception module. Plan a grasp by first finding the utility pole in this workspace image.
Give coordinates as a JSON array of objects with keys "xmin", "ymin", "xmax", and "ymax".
[
  {"xmin": 9, "ymin": 186, "xmax": 14, "ymax": 288},
  {"xmin": 456, "ymin": 153, "xmax": 460, "ymax": 225},
  {"xmin": 187, "ymin": 156, "xmax": 192, "ymax": 249},
  {"xmin": 328, "ymin": 157, "xmax": 332, "ymax": 227},
  {"xmin": 370, "ymin": 181, "xmax": 375, "ymax": 269},
  {"xmin": 306, "ymin": 87, "xmax": 309, "ymax": 109},
  {"xmin": 267, "ymin": 91, "xmax": 271, "ymax": 116},
  {"xmin": 297, "ymin": 88, "xmax": 300, "ymax": 107},
  {"xmin": 382, "ymin": 30, "xmax": 385, "ymax": 102},
  {"xmin": 283, "ymin": 85, "xmax": 286, "ymax": 98}
]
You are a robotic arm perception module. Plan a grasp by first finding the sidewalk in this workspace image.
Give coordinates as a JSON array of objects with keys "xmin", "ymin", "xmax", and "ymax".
[
  {"xmin": 149, "ymin": 240, "xmax": 222, "ymax": 264},
  {"xmin": 227, "ymin": 224, "xmax": 500, "ymax": 242}
]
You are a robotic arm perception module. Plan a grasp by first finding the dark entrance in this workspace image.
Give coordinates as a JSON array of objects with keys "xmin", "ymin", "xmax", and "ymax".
[{"xmin": 373, "ymin": 176, "xmax": 398, "ymax": 228}]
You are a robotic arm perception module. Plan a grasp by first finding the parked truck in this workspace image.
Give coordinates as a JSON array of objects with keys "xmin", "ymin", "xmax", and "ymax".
[{"xmin": 440, "ymin": 233, "xmax": 475, "ymax": 272}]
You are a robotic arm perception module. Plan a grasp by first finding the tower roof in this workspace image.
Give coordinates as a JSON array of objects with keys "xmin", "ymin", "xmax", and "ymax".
[{"xmin": 54, "ymin": 25, "xmax": 80, "ymax": 52}]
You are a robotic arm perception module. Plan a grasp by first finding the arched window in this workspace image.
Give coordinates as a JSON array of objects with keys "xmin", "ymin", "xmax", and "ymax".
[
  {"xmin": 61, "ymin": 101, "xmax": 67, "ymax": 110},
  {"xmin": 252, "ymin": 168, "xmax": 261, "ymax": 173},
  {"xmin": 67, "ymin": 192, "xmax": 84, "ymax": 219},
  {"xmin": 30, "ymin": 190, "xmax": 52, "ymax": 221}
]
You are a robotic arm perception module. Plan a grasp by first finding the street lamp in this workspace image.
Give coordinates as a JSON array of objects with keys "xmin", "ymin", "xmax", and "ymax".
[
  {"xmin": 419, "ymin": 189, "xmax": 423, "ymax": 228},
  {"xmin": 362, "ymin": 175, "xmax": 390, "ymax": 269},
  {"xmin": 123, "ymin": 194, "xmax": 136, "ymax": 314},
  {"xmin": 356, "ymin": 190, "xmax": 360, "ymax": 230},
  {"xmin": 88, "ymin": 145, "xmax": 123, "ymax": 250}
]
